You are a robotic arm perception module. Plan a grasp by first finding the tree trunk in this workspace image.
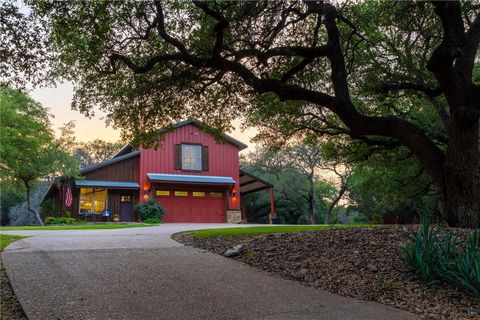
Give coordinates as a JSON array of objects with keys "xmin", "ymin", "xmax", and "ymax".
[
  {"xmin": 325, "ymin": 186, "xmax": 347, "ymax": 225},
  {"xmin": 307, "ymin": 178, "xmax": 316, "ymax": 225},
  {"xmin": 441, "ymin": 119, "xmax": 480, "ymax": 228},
  {"xmin": 24, "ymin": 181, "xmax": 44, "ymax": 226}
]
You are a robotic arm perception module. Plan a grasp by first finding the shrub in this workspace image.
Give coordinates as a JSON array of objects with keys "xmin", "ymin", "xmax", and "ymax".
[
  {"xmin": 403, "ymin": 216, "xmax": 456, "ymax": 285},
  {"xmin": 444, "ymin": 231, "xmax": 480, "ymax": 297},
  {"xmin": 135, "ymin": 199, "xmax": 164, "ymax": 222},
  {"xmin": 403, "ymin": 216, "xmax": 480, "ymax": 297},
  {"xmin": 143, "ymin": 218, "xmax": 161, "ymax": 224},
  {"xmin": 45, "ymin": 217, "xmax": 76, "ymax": 225}
]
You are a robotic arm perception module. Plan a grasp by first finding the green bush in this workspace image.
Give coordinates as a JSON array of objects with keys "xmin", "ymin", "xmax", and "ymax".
[
  {"xmin": 135, "ymin": 199, "xmax": 164, "ymax": 222},
  {"xmin": 403, "ymin": 216, "xmax": 455, "ymax": 285},
  {"xmin": 45, "ymin": 217, "xmax": 76, "ymax": 225},
  {"xmin": 403, "ymin": 216, "xmax": 480, "ymax": 297},
  {"xmin": 444, "ymin": 231, "xmax": 480, "ymax": 297},
  {"xmin": 143, "ymin": 218, "xmax": 161, "ymax": 224}
]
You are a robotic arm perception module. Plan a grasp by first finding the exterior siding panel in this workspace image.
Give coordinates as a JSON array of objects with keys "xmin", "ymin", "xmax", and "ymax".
[
  {"xmin": 139, "ymin": 124, "xmax": 241, "ymax": 210},
  {"xmin": 84, "ymin": 155, "xmax": 140, "ymax": 182}
]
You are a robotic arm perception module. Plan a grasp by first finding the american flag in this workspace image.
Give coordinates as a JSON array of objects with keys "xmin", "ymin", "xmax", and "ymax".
[{"xmin": 65, "ymin": 183, "xmax": 73, "ymax": 207}]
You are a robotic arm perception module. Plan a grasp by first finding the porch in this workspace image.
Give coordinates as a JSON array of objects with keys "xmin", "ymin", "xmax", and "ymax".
[
  {"xmin": 74, "ymin": 180, "xmax": 140, "ymax": 222},
  {"xmin": 239, "ymin": 170, "xmax": 276, "ymax": 224}
]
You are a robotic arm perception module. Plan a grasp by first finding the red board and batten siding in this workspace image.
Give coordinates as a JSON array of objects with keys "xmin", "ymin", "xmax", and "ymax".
[{"xmin": 139, "ymin": 123, "xmax": 241, "ymax": 210}]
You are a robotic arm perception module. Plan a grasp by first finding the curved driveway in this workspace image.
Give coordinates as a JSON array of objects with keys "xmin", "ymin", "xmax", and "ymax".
[{"xmin": 1, "ymin": 224, "xmax": 418, "ymax": 320}]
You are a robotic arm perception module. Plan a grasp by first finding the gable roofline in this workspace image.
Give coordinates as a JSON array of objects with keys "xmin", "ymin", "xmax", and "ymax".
[
  {"xmin": 112, "ymin": 144, "xmax": 134, "ymax": 158},
  {"xmin": 113, "ymin": 119, "xmax": 248, "ymax": 156},
  {"xmin": 79, "ymin": 150, "xmax": 140, "ymax": 174},
  {"xmin": 165, "ymin": 119, "xmax": 248, "ymax": 150}
]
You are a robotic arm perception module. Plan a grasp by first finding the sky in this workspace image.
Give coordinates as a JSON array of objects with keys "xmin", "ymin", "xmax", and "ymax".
[{"xmin": 30, "ymin": 82, "xmax": 258, "ymax": 152}]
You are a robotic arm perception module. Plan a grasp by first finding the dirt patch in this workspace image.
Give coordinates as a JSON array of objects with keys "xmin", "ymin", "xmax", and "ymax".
[
  {"xmin": 173, "ymin": 226, "xmax": 479, "ymax": 320},
  {"xmin": 0, "ymin": 258, "xmax": 27, "ymax": 320}
]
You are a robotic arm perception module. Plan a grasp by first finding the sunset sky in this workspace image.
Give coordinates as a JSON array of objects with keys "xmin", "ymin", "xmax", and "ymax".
[{"xmin": 30, "ymin": 82, "xmax": 258, "ymax": 152}]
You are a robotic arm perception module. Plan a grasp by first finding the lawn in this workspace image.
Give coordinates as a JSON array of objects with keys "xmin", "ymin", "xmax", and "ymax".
[
  {"xmin": 0, "ymin": 234, "xmax": 28, "ymax": 252},
  {"xmin": 0, "ymin": 223, "xmax": 155, "ymax": 231},
  {"xmin": 185, "ymin": 224, "xmax": 377, "ymax": 238}
]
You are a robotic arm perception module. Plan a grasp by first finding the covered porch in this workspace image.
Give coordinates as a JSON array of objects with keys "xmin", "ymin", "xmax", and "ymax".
[
  {"xmin": 239, "ymin": 170, "xmax": 276, "ymax": 224},
  {"xmin": 74, "ymin": 180, "xmax": 140, "ymax": 222}
]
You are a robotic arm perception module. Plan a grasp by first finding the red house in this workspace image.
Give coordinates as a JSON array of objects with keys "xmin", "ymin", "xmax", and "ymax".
[{"xmin": 43, "ymin": 119, "xmax": 275, "ymax": 223}]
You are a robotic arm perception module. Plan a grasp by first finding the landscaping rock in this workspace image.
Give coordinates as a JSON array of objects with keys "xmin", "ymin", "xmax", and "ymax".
[
  {"xmin": 294, "ymin": 268, "xmax": 309, "ymax": 280},
  {"xmin": 367, "ymin": 264, "xmax": 378, "ymax": 273},
  {"xmin": 223, "ymin": 244, "xmax": 244, "ymax": 257}
]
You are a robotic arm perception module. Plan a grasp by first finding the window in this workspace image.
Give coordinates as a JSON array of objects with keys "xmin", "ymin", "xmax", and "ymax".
[
  {"xmin": 182, "ymin": 144, "xmax": 202, "ymax": 171},
  {"xmin": 120, "ymin": 195, "xmax": 131, "ymax": 202},
  {"xmin": 79, "ymin": 188, "xmax": 107, "ymax": 214},
  {"xmin": 210, "ymin": 192, "xmax": 223, "ymax": 198},
  {"xmin": 174, "ymin": 191, "xmax": 188, "ymax": 196},
  {"xmin": 192, "ymin": 192, "xmax": 205, "ymax": 197},
  {"xmin": 156, "ymin": 190, "xmax": 170, "ymax": 196}
]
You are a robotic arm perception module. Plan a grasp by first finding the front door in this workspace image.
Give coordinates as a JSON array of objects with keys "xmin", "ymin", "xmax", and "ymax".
[{"xmin": 119, "ymin": 195, "xmax": 133, "ymax": 222}]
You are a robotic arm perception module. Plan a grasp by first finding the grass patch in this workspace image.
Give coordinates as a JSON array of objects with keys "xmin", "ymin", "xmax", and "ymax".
[
  {"xmin": 0, "ymin": 223, "xmax": 154, "ymax": 231},
  {"xmin": 185, "ymin": 224, "xmax": 377, "ymax": 238},
  {"xmin": 0, "ymin": 234, "xmax": 28, "ymax": 252}
]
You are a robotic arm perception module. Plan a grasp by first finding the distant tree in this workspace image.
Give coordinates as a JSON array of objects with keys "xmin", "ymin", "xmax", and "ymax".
[
  {"xmin": 242, "ymin": 146, "xmax": 334, "ymax": 224},
  {"xmin": 323, "ymin": 162, "xmax": 351, "ymax": 225},
  {"xmin": 77, "ymin": 139, "xmax": 124, "ymax": 167},
  {"xmin": 0, "ymin": 86, "xmax": 78, "ymax": 225},
  {"xmin": 57, "ymin": 121, "xmax": 124, "ymax": 168}
]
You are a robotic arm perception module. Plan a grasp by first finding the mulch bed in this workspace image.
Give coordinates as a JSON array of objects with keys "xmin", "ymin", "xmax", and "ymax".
[
  {"xmin": 0, "ymin": 259, "xmax": 27, "ymax": 320},
  {"xmin": 173, "ymin": 226, "xmax": 480, "ymax": 320}
]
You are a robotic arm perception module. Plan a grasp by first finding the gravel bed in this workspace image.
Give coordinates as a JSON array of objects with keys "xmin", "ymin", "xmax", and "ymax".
[
  {"xmin": 173, "ymin": 226, "xmax": 479, "ymax": 320},
  {"xmin": 0, "ymin": 258, "xmax": 27, "ymax": 320}
]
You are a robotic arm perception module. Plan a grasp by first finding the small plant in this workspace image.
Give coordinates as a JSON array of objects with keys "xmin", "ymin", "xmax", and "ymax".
[
  {"xmin": 403, "ymin": 215, "xmax": 455, "ymax": 286},
  {"xmin": 444, "ymin": 230, "xmax": 480, "ymax": 297},
  {"xmin": 403, "ymin": 215, "xmax": 480, "ymax": 297},
  {"xmin": 135, "ymin": 199, "xmax": 164, "ymax": 222},
  {"xmin": 246, "ymin": 248, "xmax": 255, "ymax": 261},
  {"xmin": 45, "ymin": 217, "xmax": 76, "ymax": 225},
  {"xmin": 143, "ymin": 218, "xmax": 161, "ymax": 224}
]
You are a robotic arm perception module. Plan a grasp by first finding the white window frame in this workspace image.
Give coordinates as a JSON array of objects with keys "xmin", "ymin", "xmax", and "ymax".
[{"xmin": 181, "ymin": 144, "xmax": 202, "ymax": 171}]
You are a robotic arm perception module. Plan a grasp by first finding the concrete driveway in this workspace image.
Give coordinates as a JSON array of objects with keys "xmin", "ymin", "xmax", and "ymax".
[{"xmin": 1, "ymin": 224, "xmax": 418, "ymax": 320}]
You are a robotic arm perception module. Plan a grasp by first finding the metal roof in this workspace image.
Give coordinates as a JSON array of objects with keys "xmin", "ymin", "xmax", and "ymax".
[
  {"xmin": 147, "ymin": 173, "xmax": 236, "ymax": 185},
  {"xmin": 239, "ymin": 169, "xmax": 273, "ymax": 195},
  {"xmin": 80, "ymin": 150, "xmax": 140, "ymax": 174},
  {"xmin": 74, "ymin": 180, "xmax": 140, "ymax": 189}
]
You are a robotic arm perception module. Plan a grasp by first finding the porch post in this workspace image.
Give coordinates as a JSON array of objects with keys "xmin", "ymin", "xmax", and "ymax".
[
  {"xmin": 241, "ymin": 194, "xmax": 247, "ymax": 222},
  {"xmin": 269, "ymin": 187, "xmax": 275, "ymax": 224}
]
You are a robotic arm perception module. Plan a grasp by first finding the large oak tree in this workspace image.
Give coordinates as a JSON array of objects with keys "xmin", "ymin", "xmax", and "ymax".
[{"xmin": 2, "ymin": 1, "xmax": 479, "ymax": 227}]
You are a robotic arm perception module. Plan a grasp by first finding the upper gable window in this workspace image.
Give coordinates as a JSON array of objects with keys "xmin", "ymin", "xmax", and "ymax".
[{"xmin": 182, "ymin": 144, "xmax": 202, "ymax": 171}]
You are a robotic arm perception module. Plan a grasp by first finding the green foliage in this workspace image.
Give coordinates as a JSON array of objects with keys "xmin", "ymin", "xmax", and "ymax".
[
  {"xmin": 0, "ymin": 234, "xmax": 28, "ymax": 252},
  {"xmin": 403, "ymin": 216, "xmax": 455, "ymax": 285},
  {"xmin": 403, "ymin": 217, "xmax": 480, "ymax": 297},
  {"xmin": 44, "ymin": 217, "xmax": 76, "ymax": 225},
  {"xmin": 186, "ymin": 224, "xmax": 376, "ymax": 238},
  {"xmin": 0, "ymin": 224, "xmax": 152, "ymax": 231},
  {"xmin": 444, "ymin": 231, "xmax": 480, "ymax": 297},
  {"xmin": 40, "ymin": 198, "xmax": 60, "ymax": 217},
  {"xmin": 348, "ymin": 147, "xmax": 437, "ymax": 222},
  {"xmin": 143, "ymin": 218, "xmax": 161, "ymax": 224},
  {"xmin": 57, "ymin": 121, "xmax": 124, "ymax": 168},
  {"xmin": 135, "ymin": 199, "xmax": 164, "ymax": 221},
  {"xmin": 0, "ymin": 86, "xmax": 79, "ymax": 223},
  {"xmin": 0, "ymin": 182, "xmax": 24, "ymax": 225}
]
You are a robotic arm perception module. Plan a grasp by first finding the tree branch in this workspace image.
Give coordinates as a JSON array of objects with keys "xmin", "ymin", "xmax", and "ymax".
[{"xmin": 377, "ymin": 82, "xmax": 443, "ymax": 98}]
